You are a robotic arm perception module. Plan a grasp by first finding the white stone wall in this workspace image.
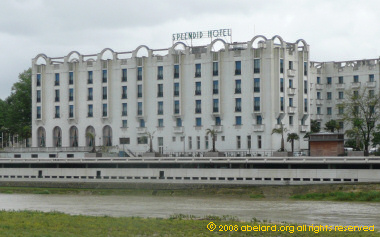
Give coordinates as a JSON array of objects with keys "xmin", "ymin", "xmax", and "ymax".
[{"xmin": 32, "ymin": 36, "xmax": 311, "ymax": 153}]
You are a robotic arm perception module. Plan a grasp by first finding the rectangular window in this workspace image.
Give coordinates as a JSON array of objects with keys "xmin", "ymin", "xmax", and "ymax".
[
  {"xmin": 102, "ymin": 104, "xmax": 107, "ymax": 117},
  {"xmin": 317, "ymin": 77, "xmax": 320, "ymax": 84},
  {"xmin": 213, "ymin": 99, "xmax": 219, "ymax": 113},
  {"xmin": 188, "ymin": 136, "xmax": 192, "ymax": 150},
  {"xmin": 317, "ymin": 107, "xmax": 321, "ymax": 115},
  {"xmin": 195, "ymin": 82, "xmax": 201, "ymax": 95},
  {"xmin": 289, "ymin": 115, "xmax": 293, "ymax": 125},
  {"xmin": 280, "ymin": 78, "xmax": 284, "ymax": 92},
  {"xmin": 354, "ymin": 75, "xmax": 359, "ymax": 83},
  {"xmin": 88, "ymin": 88, "xmax": 93, "ymax": 101},
  {"xmin": 138, "ymin": 136, "xmax": 147, "ymax": 144},
  {"xmin": 304, "ymin": 80, "xmax": 307, "ymax": 94},
  {"xmin": 196, "ymin": 118, "xmax": 202, "ymax": 127},
  {"xmin": 236, "ymin": 136, "xmax": 241, "ymax": 149},
  {"xmin": 195, "ymin": 63, "xmax": 201, "ymax": 77},
  {"xmin": 137, "ymin": 67, "xmax": 142, "ymax": 81},
  {"xmin": 289, "ymin": 61, "xmax": 293, "ymax": 70},
  {"xmin": 55, "ymin": 106, "xmax": 60, "ymax": 118},
  {"xmin": 256, "ymin": 115, "xmax": 262, "ymax": 125},
  {"xmin": 205, "ymin": 136, "xmax": 209, "ymax": 150},
  {"xmin": 289, "ymin": 97, "xmax": 293, "ymax": 107},
  {"xmin": 157, "ymin": 66, "xmax": 163, "ymax": 80},
  {"xmin": 122, "ymin": 86, "xmax": 127, "ymax": 99},
  {"xmin": 339, "ymin": 91, "xmax": 344, "ymax": 99},
  {"xmin": 280, "ymin": 97, "xmax": 284, "ymax": 111},
  {"xmin": 55, "ymin": 73, "xmax": 60, "ymax": 86},
  {"xmin": 258, "ymin": 135, "xmax": 262, "ymax": 149},
  {"xmin": 174, "ymin": 83, "xmax": 179, "ymax": 96},
  {"xmin": 254, "ymin": 97, "xmax": 260, "ymax": 111},
  {"xmin": 254, "ymin": 59, "xmax": 260, "ymax": 73},
  {"xmin": 137, "ymin": 102, "xmax": 143, "ymax": 115},
  {"xmin": 353, "ymin": 91, "xmax": 359, "ymax": 98},
  {"xmin": 102, "ymin": 70, "xmax": 107, "ymax": 83},
  {"xmin": 289, "ymin": 79, "xmax": 293, "ymax": 89},
  {"xmin": 235, "ymin": 116, "xmax": 242, "ymax": 125},
  {"xmin": 36, "ymin": 106, "xmax": 41, "ymax": 119},
  {"xmin": 174, "ymin": 65, "xmax": 179, "ymax": 78},
  {"xmin": 69, "ymin": 88, "xmax": 74, "ymax": 101},
  {"xmin": 88, "ymin": 105, "xmax": 93, "ymax": 117},
  {"xmin": 55, "ymin": 89, "xmax": 60, "ymax": 102},
  {"xmin": 339, "ymin": 76, "xmax": 344, "ymax": 84},
  {"xmin": 139, "ymin": 119, "xmax": 145, "ymax": 128},
  {"xmin": 339, "ymin": 121, "xmax": 344, "ymax": 129},
  {"xmin": 122, "ymin": 120, "xmax": 127, "ymax": 128},
  {"xmin": 102, "ymin": 87, "xmax": 107, "ymax": 100},
  {"xmin": 317, "ymin": 92, "xmax": 321, "ymax": 100},
  {"xmin": 122, "ymin": 69, "xmax": 127, "ymax": 82},
  {"xmin": 176, "ymin": 118, "xmax": 182, "ymax": 127},
  {"xmin": 213, "ymin": 62, "xmax": 218, "ymax": 76},
  {"xmin": 137, "ymin": 85, "xmax": 142, "ymax": 98},
  {"xmin": 327, "ymin": 77, "xmax": 332, "ymax": 84},
  {"xmin": 369, "ymin": 90, "xmax": 375, "ymax": 98},
  {"xmin": 157, "ymin": 84, "xmax": 163, "ymax": 97},
  {"xmin": 69, "ymin": 105, "xmax": 74, "ymax": 118},
  {"xmin": 215, "ymin": 116, "xmax": 221, "ymax": 126},
  {"xmin": 195, "ymin": 100, "xmax": 201, "ymax": 113},
  {"xmin": 304, "ymin": 98, "xmax": 308, "ymax": 112},
  {"xmin": 304, "ymin": 62, "xmax": 308, "ymax": 76},
  {"xmin": 235, "ymin": 80, "xmax": 241, "ymax": 94},
  {"xmin": 327, "ymin": 92, "xmax": 332, "ymax": 100},
  {"xmin": 36, "ymin": 90, "xmax": 41, "ymax": 103},
  {"xmin": 158, "ymin": 119, "xmax": 164, "ymax": 127},
  {"xmin": 88, "ymin": 71, "xmax": 93, "ymax": 84},
  {"xmin": 327, "ymin": 107, "xmax": 332, "ymax": 115},
  {"xmin": 122, "ymin": 103, "xmax": 127, "ymax": 116},
  {"xmin": 339, "ymin": 106, "xmax": 344, "ymax": 115},
  {"xmin": 174, "ymin": 100, "xmax": 180, "ymax": 114},
  {"xmin": 157, "ymin": 101, "xmax": 163, "ymax": 115},
  {"xmin": 235, "ymin": 98, "xmax": 241, "ymax": 112},
  {"xmin": 37, "ymin": 74, "xmax": 41, "ymax": 86},
  {"xmin": 213, "ymin": 80, "xmax": 219, "ymax": 94},
  {"xmin": 235, "ymin": 61, "xmax": 241, "ymax": 75},
  {"xmin": 280, "ymin": 59, "xmax": 284, "ymax": 74},
  {"xmin": 69, "ymin": 72, "xmax": 74, "ymax": 85},
  {"xmin": 369, "ymin": 74, "xmax": 375, "ymax": 82},
  {"xmin": 254, "ymin": 78, "xmax": 260, "ymax": 92}
]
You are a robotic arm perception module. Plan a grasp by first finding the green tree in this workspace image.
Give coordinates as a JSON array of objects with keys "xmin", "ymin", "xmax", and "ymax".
[
  {"xmin": 272, "ymin": 123, "xmax": 287, "ymax": 151},
  {"xmin": 287, "ymin": 133, "xmax": 299, "ymax": 153},
  {"xmin": 341, "ymin": 88, "xmax": 380, "ymax": 156},
  {"xmin": 206, "ymin": 128, "xmax": 217, "ymax": 152},
  {"xmin": 311, "ymin": 119, "xmax": 321, "ymax": 133},
  {"xmin": 324, "ymin": 119, "xmax": 340, "ymax": 133}
]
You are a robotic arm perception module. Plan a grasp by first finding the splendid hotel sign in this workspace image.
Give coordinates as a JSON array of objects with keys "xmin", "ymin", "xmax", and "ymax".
[{"xmin": 172, "ymin": 29, "xmax": 232, "ymax": 43}]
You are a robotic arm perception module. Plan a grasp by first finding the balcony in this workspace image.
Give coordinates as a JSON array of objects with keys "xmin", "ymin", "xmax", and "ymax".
[
  {"xmin": 137, "ymin": 127, "xmax": 147, "ymax": 134},
  {"xmin": 274, "ymin": 124, "xmax": 282, "ymax": 129},
  {"xmin": 212, "ymin": 125, "xmax": 223, "ymax": 133},
  {"xmin": 287, "ymin": 88, "xmax": 296, "ymax": 95},
  {"xmin": 316, "ymin": 114, "xmax": 323, "ymax": 120},
  {"xmin": 366, "ymin": 81, "xmax": 376, "ymax": 88},
  {"xmin": 316, "ymin": 99, "xmax": 323, "ymax": 105},
  {"xmin": 351, "ymin": 82, "xmax": 361, "ymax": 88},
  {"xmin": 315, "ymin": 84, "xmax": 324, "ymax": 90},
  {"xmin": 300, "ymin": 125, "xmax": 308, "ymax": 132},
  {"xmin": 253, "ymin": 124, "xmax": 265, "ymax": 132},
  {"xmin": 287, "ymin": 69, "xmax": 296, "ymax": 77},
  {"xmin": 287, "ymin": 106, "xmax": 296, "ymax": 114},
  {"xmin": 335, "ymin": 83, "xmax": 345, "ymax": 90},
  {"xmin": 173, "ymin": 126, "xmax": 184, "ymax": 133}
]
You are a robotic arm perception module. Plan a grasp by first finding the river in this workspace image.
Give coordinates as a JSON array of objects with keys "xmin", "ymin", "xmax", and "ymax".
[{"xmin": 1, "ymin": 194, "xmax": 379, "ymax": 228}]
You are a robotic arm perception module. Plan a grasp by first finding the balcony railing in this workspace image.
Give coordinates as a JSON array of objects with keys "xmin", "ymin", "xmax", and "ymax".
[
  {"xmin": 137, "ymin": 127, "xmax": 147, "ymax": 134},
  {"xmin": 253, "ymin": 124, "xmax": 265, "ymax": 132},
  {"xmin": 315, "ymin": 84, "xmax": 323, "ymax": 90},
  {"xmin": 173, "ymin": 126, "xmax": 184, "ymax": 133},
  {"xmin": 351, "ymin": 82, "xmax": 361, "ymax": 88},
  {"xmin": 287, "ymin": 69, "xmax": 295, "ymax": 77},
  {"xmin": 300, "ymin": 125, "xmax": 308, "ymax": 132},
  {"xmin": 287, "ymin": 88, "xmax": 296, "ymax": 95},
  {"xmin": 212, "ymin": 125, "xmax": 223, "ymax": 133},
  {"xmin": 287, "ymin": 106, "xmax": 296, "ymax": 114},
  {"xmin": 366, "ymin": 81, "xmax": 376, "ymax": 88},
  {"xmin": 316, "ymin": 99, "xmax": 323, "ymax": 105},
  {"xmin": 335, "ymin": 83, "xmax": 345, "ymax": 90}
]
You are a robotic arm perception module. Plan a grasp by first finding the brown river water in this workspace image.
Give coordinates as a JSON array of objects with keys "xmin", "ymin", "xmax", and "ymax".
[{"xmin": 0, "ymin": 194, "xmax": 379, "ymax": 228}]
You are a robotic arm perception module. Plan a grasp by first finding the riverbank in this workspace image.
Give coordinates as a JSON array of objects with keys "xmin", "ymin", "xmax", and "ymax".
[
  {"xmin": 0, "ymin": 211, "xmax": 377, "ymax": 236},
  {"xmin": 1, "ymin": 183, "xmax": 380, "ymax": 201}
]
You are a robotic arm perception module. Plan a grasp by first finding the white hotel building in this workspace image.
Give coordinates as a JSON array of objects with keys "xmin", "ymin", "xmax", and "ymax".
[{"xmin": 31, "ymin": 35, "xmax": 379, "ymax": 154}]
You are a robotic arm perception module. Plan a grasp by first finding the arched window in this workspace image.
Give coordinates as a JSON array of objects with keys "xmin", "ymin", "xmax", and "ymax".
[
  {"xmin": 53, "ymin": 126, "xmax": 62, "ymax": 147},
  {"xmin": 37, "ymin": 127, "xmax": 46, "ymax": 147},
  {"xmin": 69, "ymin": 126, "xmax": 78, "ymax": 147},
  {"xmin": 85, "ymin": 126, "xmax": 95, "ymax": 147},
  {"xmin": 103, "ymin": 125, "xmax": 112, "ymax": 146}
]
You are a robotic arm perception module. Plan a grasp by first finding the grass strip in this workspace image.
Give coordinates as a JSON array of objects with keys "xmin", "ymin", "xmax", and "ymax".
[{"xmin": 291, "ymin": 191, "xmax": 380, "ymax": 202}]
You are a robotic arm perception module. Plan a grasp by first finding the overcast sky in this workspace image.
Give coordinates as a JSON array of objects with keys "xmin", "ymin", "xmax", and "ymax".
[{"xmin": 1, "ymin": 0, "xmax": 379, "ymax": 99}]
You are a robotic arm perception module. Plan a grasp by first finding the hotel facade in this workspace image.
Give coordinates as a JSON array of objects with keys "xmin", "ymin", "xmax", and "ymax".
[{"xmin": 31, "ymin": 35, "xmax": 379, "ymax": 154}]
